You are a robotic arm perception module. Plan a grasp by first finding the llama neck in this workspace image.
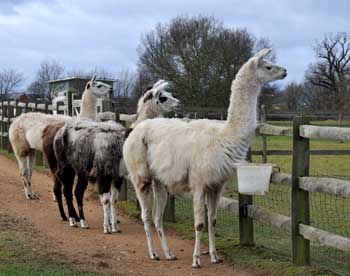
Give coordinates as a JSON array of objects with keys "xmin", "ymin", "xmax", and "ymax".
[
  {"xmin": 133, "ymin": 104, "xmax": 162, "ymax": 127},
  {"xmin": 79, "ymin": 89, "xmax": 97, "ymax": 120},
  {"xmin": 226, "ymin": 69, "xmax": 260, "ymax": 134}
]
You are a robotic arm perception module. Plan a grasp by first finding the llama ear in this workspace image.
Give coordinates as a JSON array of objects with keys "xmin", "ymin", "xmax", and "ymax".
[
  {"xmin": 143, "ymin": 86, "xmax": 153, "ymax": 95},
  {"xmin": 90, "ymin": 75, "xmax": 96, "ymax": 84},
  {"xmin": 256, "ymin": 48, "xmax": 272, "ymax": 63},
  {"xmin": 153, "ymin": 80, "xmax": 168, "ymax": 92},
  {"xmin": 86, "ymin": 82, "xmax": 91, "ymax": 89},
  {"xmin": 143, "ymin": 91, "xmax": 153, "ymax": 103}
]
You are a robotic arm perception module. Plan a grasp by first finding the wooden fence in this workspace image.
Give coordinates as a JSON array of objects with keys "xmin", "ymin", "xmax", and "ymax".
[
  {"xmin": 118, "ymin": 114, "xmax": 350, "ymax": 267},
  {"xmin": 1, "ymin": 97, "xmax": 349, "ymax": 269}
]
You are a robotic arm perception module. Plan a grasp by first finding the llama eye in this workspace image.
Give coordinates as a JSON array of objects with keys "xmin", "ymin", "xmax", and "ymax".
[
  {"xmin": 159, "ymin": 96, "xmax": 168, "ymax": 103},
  {"xmin": 265, "ymin": 66, "xmax": 272, "ymax": 70},
  {"xmin": 97, "ymin": 85, "xmax": 102, "ymax": 88}
]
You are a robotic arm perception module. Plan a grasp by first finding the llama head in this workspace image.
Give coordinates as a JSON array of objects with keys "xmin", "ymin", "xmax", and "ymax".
[
  {"xmin": 250, "ymin": 48, "xmax": 287, "ymax": 84},
  {"xmin": 139, "ymin": 80, "xmax": 180, "ymax": 114},
  {"xmin": 86, "ymin": 75, "xmax": 113, "ymax": 97}
]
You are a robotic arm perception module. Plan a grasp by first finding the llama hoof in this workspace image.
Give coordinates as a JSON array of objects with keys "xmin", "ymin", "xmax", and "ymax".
[
  {"xmin": 166, "ymin": 254, "xmax": 177, "ymax": 261},
  {"xmin": 80, "ymin": 220, "xmax": 89, "ymax": 229},
  {"xmin": 69, "ymin": 217, "xmax": 77, "ymax": 227},
  {"xmin": 25, "ymin": 192, "xmax": 38, "ymax": 200},
  {"xmin": 30, "ymin": 192, "xmax": 39, "ymax": 199},
  {"xmin": 112, "ymin": 228, "xmax": 121, "ymax": 233},
  {"xmin": 192, "ymin": 261, "xmax": 200, "ymax": 268},
  {"xmin": 211, "ymin": 257, "xmax": 223, "ymax": 264},
  {"xmin": 103, "ymin": 226, "xmax": 112, "ymax": 234},
  {"xmin": 61, "ymin": 217, "xmax": 68, "ymax": 222},
  {"xmin": 150, "ymin": 252, "xmax": 160, "ymax": 260},
  {"xmin": 192, "ymin": 257, "xmax": 200, "ymax": 268}
]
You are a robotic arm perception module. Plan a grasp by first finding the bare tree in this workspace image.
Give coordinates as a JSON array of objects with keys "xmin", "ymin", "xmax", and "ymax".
[
  {"xmin": 28, "ymin": 59, "xmax": 65, "ymax": 100},
  {"xmin": 305, "ymin": 32, "xmax": 350, "ymax": 111},
  {"xmin": 137, "ymin": 15, "xmax": 258, "ymax": 107},
  {"xmin": 0, "ymin": 68, "xmax": 24, "ymax": 101},
  {"xmin": 67, "ymin": 67, "xmax": 115, "ymax": 80},
  {"xmin": 282, "ymin": 82, "xmax": 305, "ymax": 111},
  {"xmin": 88, "ymin": 67, "xmax": 115, "ymax": 80},
  {"xmin": 114, "ymin": 69, "xmax": 135, "ymax": 98},
  {"xmin": 132, "ymin": 65, "xmax": 155, "ymax": 99}
]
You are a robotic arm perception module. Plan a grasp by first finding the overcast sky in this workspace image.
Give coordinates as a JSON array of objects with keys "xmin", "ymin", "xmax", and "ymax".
[{"xmin": 0, "ymin": 0, "xmax": 349, "ymax": 89}]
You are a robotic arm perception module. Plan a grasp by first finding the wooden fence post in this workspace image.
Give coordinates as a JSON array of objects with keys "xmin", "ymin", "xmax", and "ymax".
[
  {"xmin": 119, "ymin": 179, "xmax": 128, "ymax": 201},
  {"xmin": 7, "ymin": 100, "xmax": 13, "ymax": 153},
  {"xmin": 164, "ymin": 194, "xmax": 176, "ymax": 222},
  {"xmin": 292, "ymin": 116, "xmax": 310, "ymax": 266},
  {"xmin": 2, "ymin": 102, "xmax": 9, "ymax": 153},
  {"xmin": 56, "ymin": 101, "xmax": 63, "ymax": 115},
  {"xmin": 239, "ymin": 148, "xmax": 254, "ymax": 246},
  {"xmin": 15, "ymin": 99, "xmax": 21, "ymax": 117},
  {"xmin": 68, "ymin": 89, "xmax": 74, "ymax": 116}
]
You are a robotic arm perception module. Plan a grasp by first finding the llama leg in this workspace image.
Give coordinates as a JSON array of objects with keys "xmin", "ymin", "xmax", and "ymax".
[
  {"xmin": 75, "ymin": 176, "xmax": 89, "ymax": 229},
  {"xmin": 152, "ymin": 181, "xmax": 176, "ymax": 260},
  {"xmin": 53, "ymin": 176, "xmax": 67, "ymax": 221},
  {"xmin": 17, "ymin": 151, "xmax": 36, "ymax": 199},
  {"xmin": 25, "ymin": 150, "xmax": 37, "ymax": 198},
  {"xmin": 135, "ymin": 181, "xmax": 159, "ymax": 260},
  {"xmin": 17, "ymin": 156, "xmax": 32, "ymax": 199},
  {"xmin": 192, "ymin": 190, "xmax": 205, "ymax": 268},
  {"xmin": 61, "ymin": 170, "xmax": 79, "ymax": 227},
  {"xmin": 100, "ymin": 192, "xmax": 112, "ymax": 234},
  {"xmin": 206, "ymin": 189, "xmax": 222, "ymax": 264},
  {"xmin": 110, "ymin": 180, "xmax": 121, "ymax": 233}
]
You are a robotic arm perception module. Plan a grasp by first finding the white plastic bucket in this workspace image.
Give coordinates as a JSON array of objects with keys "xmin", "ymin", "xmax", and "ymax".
[{"xmin": 236, "ymin": 163, "xmax": 273, "ymax": 195}]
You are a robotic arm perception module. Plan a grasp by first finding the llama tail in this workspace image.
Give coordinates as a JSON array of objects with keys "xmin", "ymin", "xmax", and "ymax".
[{"xmin": 53, "ymin": 123, "xmax": 69, "ymax": 176}]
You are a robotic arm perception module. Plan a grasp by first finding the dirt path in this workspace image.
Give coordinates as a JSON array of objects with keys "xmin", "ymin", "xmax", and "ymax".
[{"xmin": 0, "ymin": 155, "xmax": 258, "ymax": 276}]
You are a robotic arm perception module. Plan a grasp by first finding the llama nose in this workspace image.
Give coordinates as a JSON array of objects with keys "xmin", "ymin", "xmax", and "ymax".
[{"xmin": 282, "ymin": 69, "xmax": 287, "ymax": 78}]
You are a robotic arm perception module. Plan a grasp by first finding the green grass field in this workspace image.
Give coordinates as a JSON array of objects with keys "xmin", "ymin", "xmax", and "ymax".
[
  {"xmin": 251, "ymin": 135, "xmax": 350, "ymax": 178},
  {"xmin": 0, "ymin": 214, "xmax": 109, "ymax": 276}
]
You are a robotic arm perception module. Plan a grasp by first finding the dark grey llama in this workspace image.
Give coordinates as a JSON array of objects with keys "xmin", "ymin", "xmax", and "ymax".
[{"xmin": 54, "ymin": 119, "xmax": 126, "ymax": 233}]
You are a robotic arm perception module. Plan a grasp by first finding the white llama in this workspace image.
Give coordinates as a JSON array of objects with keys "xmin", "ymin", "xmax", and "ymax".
[
  {"xmin": 9, "ymin": 75, "xmax": 111, "ymax": 199},
  {"xmin": 123, "ymin": 49, "xmax": 287, "ymax": 267}
]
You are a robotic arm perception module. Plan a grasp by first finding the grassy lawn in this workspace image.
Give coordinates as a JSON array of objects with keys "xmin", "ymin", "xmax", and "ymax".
[
  {"xmin": 0, "ymin": 214, "xmax": 109, "ymax": 276},
  {"xmin": 251, "ymin": 135, "xmax": 350, "ymax": 178}
]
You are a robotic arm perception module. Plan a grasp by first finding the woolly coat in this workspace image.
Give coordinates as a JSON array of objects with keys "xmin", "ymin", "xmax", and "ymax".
[{"xmin": 54, "ymin": 119, "xmax": 126, "ymax": 194}]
